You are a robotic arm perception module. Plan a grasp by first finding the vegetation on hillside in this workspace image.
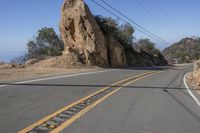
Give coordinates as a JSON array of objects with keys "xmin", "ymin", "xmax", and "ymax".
[
  {"xmin": 95, "ymin": 15, "xmax": 161, "ymax": 56},
  {"xmin": 162, "ymin": 38, "xmax": 200, "ymax": 63},
  {"xmin": 27, "ymin": 27, "xmax": 64, "ymax": 59},
  {"xmin": 135, "ymin": 39, "xmax": 161, "ymax": 55},
  {"xmin": 12, "ymin": 27, "xmax": 64, "ymax": 64},
  {"xmin": 12, "ymin": 16, "xmax": 164, "ymax": 65},
  {"xmin": 95, "ymin": 15, "xmax": 134, "ymax": 48}
]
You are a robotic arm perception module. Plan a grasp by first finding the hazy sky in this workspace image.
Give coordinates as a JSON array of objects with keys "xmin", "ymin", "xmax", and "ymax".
[{"xmin": 0, "ymin": 0, "xmax": 200, "ymax": 62}]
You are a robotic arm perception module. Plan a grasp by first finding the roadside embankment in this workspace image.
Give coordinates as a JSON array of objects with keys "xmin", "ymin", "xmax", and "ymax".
[
  {"xmin": 187, "ymin": 60, "xmax": 200, "ymax": 95},
  {"xmin": 0, "ymin": 63, "xmax": 100, "ymax": 82}
]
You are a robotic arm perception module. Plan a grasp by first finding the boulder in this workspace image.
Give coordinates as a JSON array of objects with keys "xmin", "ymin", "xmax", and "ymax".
[{"xmin": 60, "ymin": 0, "xmax": 108, "ymax": 67}]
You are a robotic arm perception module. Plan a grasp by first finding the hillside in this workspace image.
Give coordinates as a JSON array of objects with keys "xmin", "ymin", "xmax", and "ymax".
[
  {"xmin": 7, "ymin": 0, "xmax": 167, "ymax": 68},
  {"xmin": 58, "ymin": 0, "xmax": 167, "ymax": 67},
  {"xmin": 162, "ymin": 38, "xmax": 200, "ymax": 63}
]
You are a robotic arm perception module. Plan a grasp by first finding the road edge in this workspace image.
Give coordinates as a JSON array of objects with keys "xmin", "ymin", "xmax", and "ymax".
[
  {"xmin": 0, "ymin": 69, "xmax": 116, "ymax": 88},
  {"xmin": 184, "ymin": 72, "xmax": 200, "ymax": 106},
  {"xmin": 18, "ymin": 71, "xmax": 158, "ymax": 133}
]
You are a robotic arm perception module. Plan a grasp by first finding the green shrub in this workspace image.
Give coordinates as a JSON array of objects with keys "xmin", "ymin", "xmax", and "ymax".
[
  {"xmin": 27, "ymin": 27, "xmax": 64, "ymax": 60},
  {"xmin": 138, "ymin": 39, "xmax": 160, "ymax": 55},
  {"xmin": 95, "ymin": 15, "xmax": 134, "ymax": 48}
]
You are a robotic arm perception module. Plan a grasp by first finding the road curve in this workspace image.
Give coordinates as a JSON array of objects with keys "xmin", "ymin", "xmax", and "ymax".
[{"xmin": 0, "ymin": 65, "xmax": 200, "ymax": 133}]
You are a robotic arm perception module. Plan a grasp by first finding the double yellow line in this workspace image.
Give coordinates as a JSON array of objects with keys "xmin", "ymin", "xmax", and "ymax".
[{"xmin": 18, "ymin": 71, "xmax": 159, "ymax": 133}]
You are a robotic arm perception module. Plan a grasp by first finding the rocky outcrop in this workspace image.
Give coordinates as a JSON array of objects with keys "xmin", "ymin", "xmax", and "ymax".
[
  {"xmin": 60, "ymin": 0, "xmax": 167, "ymax": 68},
  {"xmin": 193, "ymin": 60, "xmax": 200, "ymax": 84},
  {"xmin": 60, "ymin": 0, "xmax": 108, "ymax": 67},
  {"xmin": 125, "ymin": 47, "xmax": 167, "ymax": 67},
  {"xmin": 105, "ymin": 36, "xmax": 126, "ymax": 67}
]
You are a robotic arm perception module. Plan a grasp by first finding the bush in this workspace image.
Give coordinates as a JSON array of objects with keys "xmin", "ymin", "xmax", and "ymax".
[
  {"xmin": 27, "ymin": 27, "xmax": 64, "ymax": 60},
  {"xmin": 95, "ymin": 15, "xmax": 134, "ymax": 48},
  {"xmin": 0, "ymin": 61, "xmax": 4, "ymax": 65},
  {"xmin": 11, "ymin": 54, "xmax": 28, "ymax": 64},
  {"xmin": 137, "ymin": 39, "xmax": 160, "ymax": 55}
]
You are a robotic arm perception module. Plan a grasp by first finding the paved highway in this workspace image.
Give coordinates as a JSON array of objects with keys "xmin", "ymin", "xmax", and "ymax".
[{"xmin": 0, "ymin": 65, "xmax": 200, "ymax": 133}]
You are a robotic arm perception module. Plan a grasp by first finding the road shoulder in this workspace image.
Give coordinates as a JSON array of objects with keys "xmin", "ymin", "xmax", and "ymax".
[
  {"xmin": 0, "ymin": 66, "xmax": 103, "ymax": 83},
  {"xmin": 184, "ymin": 72, "xmax": 200, "ymax": 106}
]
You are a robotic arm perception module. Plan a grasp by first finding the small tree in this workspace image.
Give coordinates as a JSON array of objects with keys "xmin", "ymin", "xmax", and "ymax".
[
  {"xmin": 27, "ymin": 27, "xmax": 64, "ymax": 59},
  {"xmin": 138, "ymin": 39, "xmax": 160, "ymax": 55},
  {"xmin": 95, "ymin": 15, "xmax": 119, "ymax": 36},
  {"xmin": 117, "ymin": 23, "xmax": 135, "ymax": 48},
  {"xmin": 95, "ymin": 15, "xmax": 135, "ymax": 48},
  {"xmin": 11, "ymin": 54, "xmax": 28, "ymax": 64}
]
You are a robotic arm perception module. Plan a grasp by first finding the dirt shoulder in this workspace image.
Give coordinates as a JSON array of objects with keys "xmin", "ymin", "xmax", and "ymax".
[
  {"xmin": 0, "ymin": 65, "xmax": 101, "ymax": 82},
  {"xmin": 187, "ymin": 73, "xmax": 200, "ymax": 95},
  {"xmin": 172, "ymin": 63, "xmax": 193, "ymax": 67}
]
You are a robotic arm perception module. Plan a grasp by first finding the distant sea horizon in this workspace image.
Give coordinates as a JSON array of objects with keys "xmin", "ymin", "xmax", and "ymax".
[{"xmin": 0, "ymin": 51, "xmax": 26, "ymax": 63}]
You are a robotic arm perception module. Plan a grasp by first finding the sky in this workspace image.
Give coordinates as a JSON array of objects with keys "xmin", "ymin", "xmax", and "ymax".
[{"xmin": 0, "ymin": 0, "xmax": 200, "ymax": 62}]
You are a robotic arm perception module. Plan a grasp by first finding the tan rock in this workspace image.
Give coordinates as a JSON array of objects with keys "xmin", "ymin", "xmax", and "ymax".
[
  {"xmin": 193, "ymin": 60, "xmax": 200, "ymax": 84},
  {"xmin": 60, "ymin": 0, "xmax": 108, "ymax": 67},
  {"xmin": 59, "ymin": 0, "xmax": 167, "ymax": 68},
  {"xmin": 194, "ymin": 60, "xmax": 200, "ymax": 71},
  {"xmin": 25, "ymin": 58, "xmax": 38, "ymax": 65}
]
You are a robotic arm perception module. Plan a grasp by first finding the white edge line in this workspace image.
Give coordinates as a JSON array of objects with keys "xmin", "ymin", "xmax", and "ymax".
[
  {"xmin": 184, "ymin": 72, "xmax": 200, "ymax": 106},
  {"xmin": 0, "ymin": 69, "xmax": 116, "ymax": 88}
]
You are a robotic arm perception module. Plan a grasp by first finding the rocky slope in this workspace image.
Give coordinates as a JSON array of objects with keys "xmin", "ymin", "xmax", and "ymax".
[
  {"xmin": 193, "ymin": 60, "xmax": 200, "ymax": 85},
  {"xmin": 187, "ymin": 60, "xmax": 200, "ymax": 95},
  {"xmin": 58, "ymin": 0, "xmax": 167, "ymax": 68},
  {"xmin": 163, "ymin": 38, "xmax": 200, "ymax": 63}
]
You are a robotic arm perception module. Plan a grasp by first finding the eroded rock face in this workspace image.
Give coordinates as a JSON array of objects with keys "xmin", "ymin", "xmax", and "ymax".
[
  {"xmin": 60, "ymin": 0, "xmax": 108, "ymax": 67},
  {"xmin": 59, "ymin": 0, "xmax": 167, "ymax": 68},
  {"xmin": 105, "ymin": 36, "xmax": 126, "ymax": 67}
]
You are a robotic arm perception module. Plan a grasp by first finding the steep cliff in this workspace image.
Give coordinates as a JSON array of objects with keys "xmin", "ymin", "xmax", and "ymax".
[{"xmin": 59, "ymin": 0, "xmax": 167, "ymax": 68}]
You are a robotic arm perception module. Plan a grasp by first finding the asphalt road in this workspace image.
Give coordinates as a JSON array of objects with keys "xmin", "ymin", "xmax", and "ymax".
[{"xmin": 0, "ymin": 65, "xmax": 200, "ymax": 133}]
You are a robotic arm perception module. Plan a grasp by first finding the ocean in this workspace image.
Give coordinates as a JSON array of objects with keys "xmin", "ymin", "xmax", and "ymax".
[{"xmin": 0, "ymin": 51, "xmax": 26, "ymax": 63}]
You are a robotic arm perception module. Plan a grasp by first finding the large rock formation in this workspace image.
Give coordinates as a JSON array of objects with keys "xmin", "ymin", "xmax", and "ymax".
[
  {"xmin": 60, "ymin": 0, "xmax": 167, "ymax": 68},
  {"xmin": 60, "ymin": 0, "xmax": 108, "ymax": 67}
]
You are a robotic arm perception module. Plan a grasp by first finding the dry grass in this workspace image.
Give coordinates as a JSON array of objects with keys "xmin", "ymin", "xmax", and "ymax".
[
  {"xmin": 0, "ymin": 61, "xmax": 4, "ymax": 65},
  {"xmin": 0, "ymin": 55, "xmax": 102, "ymax": 82},
  {"xmin": 0, "ymin": 66, "xmax": 100, "ymax": 82},
  {"xmin": 187, "ymin": 65, "xmax": 200, "ymax": 95}
]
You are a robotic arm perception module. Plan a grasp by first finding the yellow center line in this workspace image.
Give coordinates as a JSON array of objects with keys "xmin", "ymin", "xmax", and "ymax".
[{"xmin": 18, "ymin": 71, "xmax": 159, "ymax": 133}]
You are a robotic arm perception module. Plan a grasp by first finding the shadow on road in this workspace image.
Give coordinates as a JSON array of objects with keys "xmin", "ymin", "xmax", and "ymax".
[
  {"xmin": 1, "ymin": 83, "xmax": 199, "ymax": 90},
  {"xmin": 164, "ymin": 90, "xmax": 200, "ymax": 123},
  {"xmin": 1, "ymin": 82, "xmax": 200, "ymax": 123},
  {"xmin": 107, "ymin": 65, "xmax": 181, "ymax": 71}
]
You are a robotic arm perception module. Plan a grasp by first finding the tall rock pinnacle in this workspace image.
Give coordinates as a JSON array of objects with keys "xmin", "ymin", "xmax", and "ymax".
[{"xmin": 60, "ymin": 0, "xmax": 108, "ymax": 66}]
